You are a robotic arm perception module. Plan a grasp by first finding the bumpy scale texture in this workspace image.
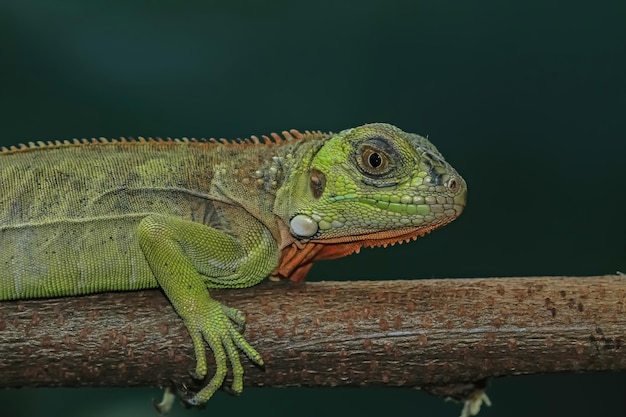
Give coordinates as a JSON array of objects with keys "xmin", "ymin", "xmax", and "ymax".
[{"xmin": 0, "ymin": 123, "xmax": 467, "ymax": 407}]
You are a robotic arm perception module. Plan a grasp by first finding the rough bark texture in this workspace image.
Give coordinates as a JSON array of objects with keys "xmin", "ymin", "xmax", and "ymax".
[{"xmin": 0, "ymin": 275, "xmax": 624, "ymax": 397}]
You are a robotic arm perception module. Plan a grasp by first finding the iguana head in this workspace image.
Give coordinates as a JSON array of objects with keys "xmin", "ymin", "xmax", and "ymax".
[{"xmin": 273, "ymin": 123, "xmax": 467, "ymax": 281}]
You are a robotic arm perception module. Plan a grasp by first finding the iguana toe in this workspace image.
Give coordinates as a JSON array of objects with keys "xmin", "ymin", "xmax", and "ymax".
[
  {"xmin": 153, "ymin": 386, "xmax": 176, "ymax": 415},
  {"xmin": 221, "ymin": 304, "xmax": 246, "ymax": 330}
]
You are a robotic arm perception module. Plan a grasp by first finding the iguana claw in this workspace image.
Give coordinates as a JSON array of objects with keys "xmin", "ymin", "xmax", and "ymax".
[
  {"xmin": 177, "ymin": 387, "xmax": 205, "ymax": 409},
  {"xmin": 188, "ymin": 369, "xmax": 204, "ymax": 381}
]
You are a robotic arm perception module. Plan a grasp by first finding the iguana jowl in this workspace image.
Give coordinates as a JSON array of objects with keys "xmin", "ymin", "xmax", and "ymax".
[{"xmin": 0, "ymin": 123, "xmax": 467, "ymax": 407}]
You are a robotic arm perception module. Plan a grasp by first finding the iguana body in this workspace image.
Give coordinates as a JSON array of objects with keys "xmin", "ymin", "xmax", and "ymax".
[{"xmin": 0, "ymin": 123, "xmax": 466, "ymax": 406}]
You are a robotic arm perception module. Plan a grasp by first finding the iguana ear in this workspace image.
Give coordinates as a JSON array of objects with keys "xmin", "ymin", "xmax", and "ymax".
[{"xmin": 308, "ymin": 168, "xmax": 326, "ymax": 199}]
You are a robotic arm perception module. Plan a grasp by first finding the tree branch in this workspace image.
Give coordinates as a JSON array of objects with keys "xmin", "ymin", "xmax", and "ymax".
[{"xmin": 1, "ymin": 275, "xmax": 624, "ymax": 399}]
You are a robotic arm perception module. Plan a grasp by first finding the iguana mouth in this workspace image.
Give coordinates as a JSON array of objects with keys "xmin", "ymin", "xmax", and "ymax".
[
  {"xmin": 310, "ymin": 219, "xmax": 451, "ymax": 246},
  {"xmin": 272, "ymin": 219, "xmax": 455, "ymax": 282}
]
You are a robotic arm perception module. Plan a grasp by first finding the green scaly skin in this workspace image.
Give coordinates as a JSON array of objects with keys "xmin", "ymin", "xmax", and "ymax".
[{"xmin": 0, "ymin": 123, "xmax": 466, "ymax": 409}]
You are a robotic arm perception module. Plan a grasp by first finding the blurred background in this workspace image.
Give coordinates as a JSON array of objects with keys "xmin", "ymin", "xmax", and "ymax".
[{"xmin": 0, "ymin": 0, "xmax": 624, "ymax": 416}]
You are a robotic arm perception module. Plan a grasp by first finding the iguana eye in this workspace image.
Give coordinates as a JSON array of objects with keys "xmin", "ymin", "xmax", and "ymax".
[
  {"xmin": 368, "ymin": 151, "xmax": 382, "ymax": 168},
  {"xmin": 359, "ymin": 146, "xmax": 389, "ymax": 175}
]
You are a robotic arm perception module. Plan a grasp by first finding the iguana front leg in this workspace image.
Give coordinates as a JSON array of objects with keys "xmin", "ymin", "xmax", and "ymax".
[{"xmin": 137, "ymin": 212, "xmax": 278, "ymax": 407}]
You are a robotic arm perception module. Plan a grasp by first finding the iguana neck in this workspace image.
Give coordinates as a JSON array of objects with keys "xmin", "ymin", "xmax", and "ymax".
[{"xmin": 207, "ymin": 131, "xmax": 330, "ymax": 246}]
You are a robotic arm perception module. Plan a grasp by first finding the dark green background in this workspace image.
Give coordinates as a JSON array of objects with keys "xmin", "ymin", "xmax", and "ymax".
[{"xmin": 1, "ymin": 1, "xmax": 625, "ymax": 416}]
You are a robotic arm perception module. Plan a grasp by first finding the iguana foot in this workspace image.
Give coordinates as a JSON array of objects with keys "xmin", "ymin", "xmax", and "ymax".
[
  {"xmin": 153, "ymin": 386, "xmax": 177, "ymax": 415},
  {"xmin": 459, "ymin": 390, "xmax": 491, "ymax": 417},
  {"xmin": 184, "ymin": 299, "xmax": 264, "ymax": 405}
]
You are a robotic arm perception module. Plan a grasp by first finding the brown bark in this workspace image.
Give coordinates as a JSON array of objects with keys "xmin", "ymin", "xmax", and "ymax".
[{"xmin": 0, "ymin": 275, "xmax": 624, "ymax": 398}]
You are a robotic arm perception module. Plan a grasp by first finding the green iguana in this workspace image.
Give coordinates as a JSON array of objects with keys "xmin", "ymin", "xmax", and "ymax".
[{"xmin": 0, "ymin": 123, "xmax": 466, "ymax": 409}]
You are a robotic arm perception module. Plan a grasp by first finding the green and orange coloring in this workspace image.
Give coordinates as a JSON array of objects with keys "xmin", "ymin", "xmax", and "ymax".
[{"xmin": 0, "ymin": 123, "xmax": 466, "ymax": 409}]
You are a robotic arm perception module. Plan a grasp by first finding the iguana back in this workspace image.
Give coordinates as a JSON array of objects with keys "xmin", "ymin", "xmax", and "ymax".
[{"xmin": 0, "ymin": 134, "xmax": 323, "ymax": 298}]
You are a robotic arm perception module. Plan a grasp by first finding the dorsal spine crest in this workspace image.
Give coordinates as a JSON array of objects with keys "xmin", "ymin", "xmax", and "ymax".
[{"xmin": 0, "ymin": 130, "xmax": 330, "ymax": 155}]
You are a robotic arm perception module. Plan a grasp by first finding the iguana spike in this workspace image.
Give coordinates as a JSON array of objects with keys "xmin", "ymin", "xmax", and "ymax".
[
  {"xmin": 270, "ymin": 132, "xmax": 282, "ymax": 143},
  {"xmin": 281, "ymin": 131, "xmax": 293, "ymax": 141},
  {"xmin": 0, "ymin": 126, "xmax": 334, "ymax": 157},
  {"xmin": 289, "ymin": 129, "xmax": 303, "ymax": 139}
]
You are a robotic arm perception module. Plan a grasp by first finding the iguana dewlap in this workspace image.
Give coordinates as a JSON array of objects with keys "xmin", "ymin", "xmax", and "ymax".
[{"xmin": 0, "ymin": 123, "xmax": 467, "ymax": 408}]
